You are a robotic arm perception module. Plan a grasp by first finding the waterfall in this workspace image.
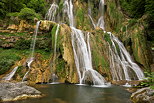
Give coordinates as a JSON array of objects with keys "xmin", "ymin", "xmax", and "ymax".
[
  {"xmin": 97, "ymin": 0, "xmax": 105, "ymax": 30},
  {"xmin": 71, "ymin": 27, "xmax": 106, "ymax": 85},
  {"xmin": 30, "ymin": 21, "xmax": 41, "ymax": 60},
  {"xmin": 22, "ymin": 70, "xmax": 29, "ymax": 82},
  {"xmin": 88, "ymin": 0, "xmax": 105, "ymax": 30},
  {"xmin": 53, "ymin": 24, "xmax": 60, "ymax": 61},
  {"xmin": 88, "ymin": 0, "xmax": 144, "ymax": 81},
  {"xmin": 63, "ymin": 0, "xmax": 74, "ymax": 27},
  {"xmin": 51, "ymin": 24, "xmax": 60, "ymax": 81},
  {"xmin": 22, "ymin": 21, "xmax": 40, "ymax": 82},
  {"xmin": 62, "ymin": 0, "xmax": 107, "ymax": 85},
  {"xmin": 106, "ymin": 32, "xmax": 144, "ymax": 81},
  {"xmin": 2, "ymin": 66, "xmax": 18, "ymax": 81},
  {"xmin": 45, "ymin": 3, "xmax": 59, "ymax": 21}
]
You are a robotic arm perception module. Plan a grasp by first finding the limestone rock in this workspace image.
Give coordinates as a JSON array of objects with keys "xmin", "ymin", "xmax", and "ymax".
[
  {"xmin": 0, "ymin": 82, "xmax": 41, "ymax": 102},
  {"xmin": 131, "ymin": 87, "xmax": 154, "ymax": 103}
]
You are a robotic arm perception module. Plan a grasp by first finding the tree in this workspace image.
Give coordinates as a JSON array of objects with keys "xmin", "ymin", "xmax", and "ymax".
[{"xmin": 27, "ymin": 0, "xmax": 47, "ymax": 15}]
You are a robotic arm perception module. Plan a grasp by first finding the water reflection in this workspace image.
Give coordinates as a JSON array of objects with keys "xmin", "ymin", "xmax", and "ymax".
[{"xmin": 3, "ymin": 84, "xmax": 131, "ymax": 103}]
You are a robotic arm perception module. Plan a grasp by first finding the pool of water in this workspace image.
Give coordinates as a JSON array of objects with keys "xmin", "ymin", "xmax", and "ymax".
[{"xmin": 4, "ymin": 84, "xmax": 131, "ymax": 103}]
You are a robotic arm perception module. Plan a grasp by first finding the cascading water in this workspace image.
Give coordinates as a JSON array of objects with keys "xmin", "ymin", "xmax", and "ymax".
[
  {"xmin": 63, "ymin": 0, "xmax": 74, "ymax": 27},
  {"xmin": 89, "ymin": 0, "xmax": 144, "ymax": 82},
  {"xmin": 22, "ymin": 21, "xmax": 40, "ymax": 81},
  {"xmin": 71, "ymin": 27, "xmax": 107, "ymax": 85},
  {"xmin": 88, "ymin": 0, "xmax": 105, "ymax": 30},
  {"xmin": 97, "ymin": 0, "xmax": 105, "ymax": 30},
  {"xmin": 2, "ymin": 66, "xmax": 18, "ymax": 81},
  {"xmin": 53, "ymin": 24, "xmax": 60, "ymax": 62},
  {"xmin": 62, "ymin": 0, "xmax": 107, "ymax": 85},
  {"xmin": 51, "ymin": 24, "xmax": 60, "ymax": 83},
  {"xmin": 45, "ymin": 3, "xmax": 59, "ymax": 21},
  {"xmin": 30, "ymin": 21, "xmax": 41, "ymax": 59},
  {"xmin": 22, "ymin": 70, "xmax": 29, "ymax": 82},
  {"xmin": 106, "ymin": 32, "xmax": 144, "ymax": 81}
]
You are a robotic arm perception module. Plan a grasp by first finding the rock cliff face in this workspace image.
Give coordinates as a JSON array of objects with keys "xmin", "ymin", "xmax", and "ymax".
[
  {"xmin": 0, "ymin": 0, "xmax": 153, "ymax": 84},
  {"xmin": 104, "ymin": 0, "xmax": 153, "ymax": 71},
  {"xmin": 26, "ymin": 20, "xmax": 112, "ymax": 83}
]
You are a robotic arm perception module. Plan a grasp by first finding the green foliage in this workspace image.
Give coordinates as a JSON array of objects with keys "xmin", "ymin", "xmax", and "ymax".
[
  {"xmin": 119, "ymin": 0, "xmax": 154, "ymax": 19},
  {"xmin": 51, "ymin": 25, "xmax": 59, "ymax": 49},
  {"xmin": 76, "ymin": 8, "xmax": 84, "ymax": 27},
  {"xmin": 56, "ymin": 59, "xmax": 66, "ymax": 72},
  {"xmin": 1, "ymin": 0, "xmax": 25, "ymax": 12},
  {"xmin": 27, "ymin": 0, "xmax": 47, "ymax": 15},
  {"xmin": 6, "ymin": 12, "xmax": 20, "ymax": 17},
  {"xmin": 140, "ymin": 72, "xmax": 154, "ymax": 88},
  {"xmin": 15, "ymin": 38, "xmax": 31, "ymax": 50},
  {"xmin": 19, "ymin": 8, "xmax": 41, "ymax": 21},
  {"xmin": 58, "ymin": 0, "xmax": 64, "ymax": 13},
  {"xmin": 104, "ymin": 33, "xmax": 112, "ymax": 45},
  {"xmin": 36, "ymin": 39, "xmax": 52, "ymax": 52},
  {"xmin": 145, "ymin": 0, "xmax": 154, "ymax": 17},
  {"xmin": 0, "ymin": 49, "xmax": 21, "ymax": 74},
  {"xmin": 119, "ymin": 0, "xmax": 146, "ymax": 18},
  {"xmin": 128, "ymin": 19, "xmax": 137, "ymax": 26},
  {"xmin": 16, "ymin": 66, "xmax": 24, "ymax": 78},
  {"xmin": 0, "ymin": 0, "xmax": 47, "ymax": 20},
  {"xmin": 0, "ymin": 2, "xmax": 6, "ymax": 19}
]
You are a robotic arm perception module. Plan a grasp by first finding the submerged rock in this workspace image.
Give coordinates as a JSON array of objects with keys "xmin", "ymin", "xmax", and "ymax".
[
  {"xmin": 0, "ymin": 82, "xmax": 41, "ymax": 102},
  {"xmin": 131, "ymin": 87, "xmax": 154, "ymax": 103}
]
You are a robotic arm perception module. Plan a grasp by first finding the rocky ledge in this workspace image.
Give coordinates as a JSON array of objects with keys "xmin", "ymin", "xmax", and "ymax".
[
  {"xmin": 131, "ymin": 87, "xmax": 154, "ymax": 103},
  {"xmin": 0, "ymin": 82, "xmax": 41, "ymax": 102}
]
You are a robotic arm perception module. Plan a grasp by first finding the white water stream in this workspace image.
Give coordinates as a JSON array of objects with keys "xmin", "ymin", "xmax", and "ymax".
[{"xmin": 2, "ymin": 66, "xmax": 18, "ymax": 81}]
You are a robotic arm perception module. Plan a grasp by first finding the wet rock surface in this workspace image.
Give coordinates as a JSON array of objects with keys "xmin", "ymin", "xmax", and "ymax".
[
  {"xmin": 0, "ymin": 82, "xmax": 41, "ymax": 101},
  {"xmin": 131, "ymin": 87, "xmax": 154, "ymax": 103}
]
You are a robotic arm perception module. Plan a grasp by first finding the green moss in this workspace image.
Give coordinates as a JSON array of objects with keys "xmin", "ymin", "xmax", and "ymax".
[
  {"xmin": 56, "ymin": 59, "xmax": 66, "ymax": 72},
  {"xmin": 107, "ymin": 1, "xmax": 124, "ymax": 31},
  {"xmin": 76, "ymin": 8, "xmax": 84, "ymax": 28},
  {"xmin": 104, "ymin": 33, "xmax": 112, "ymax": 45},
  {"xmin": 128, "ymin": 19, "xmax": 137, "ymax": 26},
  {"xmin": 58, "ymin": 0, "xmax": 64, "ymax": 13},
  {"xmin": 15, "ymin": 38, "xmax": 31, "ymax": 50},
  {"xmin": 16, "ymin": 66, "xmax": 24, "ymax": 78},
  {"xmin": 92, "ymin": 47, "xmax": 109, "ymax": 71},
  {"xmin": 51, "ymin": 24, "xmax": 59, "ymax": 49}
]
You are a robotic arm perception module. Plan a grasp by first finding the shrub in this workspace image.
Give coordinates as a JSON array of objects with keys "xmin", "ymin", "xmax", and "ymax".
[
  {"xmin": 6, "ymin": 12, "xmax": 20, "ymax": 17},
  {"xmin": 119, "ymin": 0, "xmax": 146, "ymax": 18},
  {"xmin": 15, "ymin": 38, "xmax": 31, "ymax": 50},
  {"xmin": 140, "ymin": 72, "xmax": 154, "ymax": 89},
  {"xmin": 19, "ymin": 8, "xmax": 40, "ymax": 21},
  {"xmin": 0, "ymin": 52, "xmax": 21, "ymax": 75},
  {"xmin": 27, "ymin": 0, "xmax": 47, "ymax": 16}
]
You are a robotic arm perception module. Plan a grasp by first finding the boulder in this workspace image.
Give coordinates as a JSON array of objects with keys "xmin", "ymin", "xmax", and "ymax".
[
  {"xmin": 0, "ymin": 82, "xmax": 41, "ymax": 101},
  {"xmin": 131, "ymin": 87, "xmax": 154, "ymax": 103}
]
